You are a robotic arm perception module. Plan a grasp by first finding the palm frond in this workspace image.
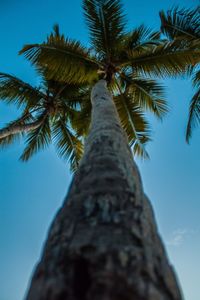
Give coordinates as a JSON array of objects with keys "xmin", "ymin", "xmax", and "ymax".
[
  {"xmin": 160, "ymin": 6, "xmax": 200, "ymax": 41},
  {"xmin": 20, "ymin": 113, "xmax": 51, "ymax": 161},
  {"xmin": 0, "ymin": 72, "xmax": 44, "ymax": 108},
  {"xmin": 20, "ymin": 37, "xmax": 99, "ymax": 84},
  {"xmin": 193, "ymin": 69, "xmax": 200, "ymax": 88},
  {"xmin": 122, "ymin": 40, "xmax": 200, "ymax": 77},
  {"xmin": 83, "ymin": 0, "xmax": 126, "ymax": 60},
  {"xmin": 186, "ymin": 88, "xmax": 200, "ymax": 142},
  {"xmin": 159, "ymin": 7, "xmax": 200, "ymax": 142},
  {"xmin": 70, "ymin": 91, "xmax": 92, "ymax": 137},
  {"xmin": 74, "ymin": 111, "xmax": 91, "ymax": 137},
  {"xmin": 122, "ymin": 75, "xmax": 168, "ymax": 119},
  {"xmin": 123, "ymin": 25, "xmax": 161, "ymax": 53},
  {"xmin": 114, "ymin": 93, "xmax": 151, "ymax": 158},
  {"xmin": 53, "ymin": 118, "xmax": 83, "ymax": 172},
  {"xmin": 53, "ymin": 83, "xmax": 90, "ymax": 109}
]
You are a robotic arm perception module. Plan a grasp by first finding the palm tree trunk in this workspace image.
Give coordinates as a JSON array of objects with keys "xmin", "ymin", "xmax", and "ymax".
[
  {"xmin": 0, "ymin": 118, "xmax": 44, "ymax": 139},
  {"xmin": 25, "ymin": 80, "xmax": 183, "ymax": 300}
]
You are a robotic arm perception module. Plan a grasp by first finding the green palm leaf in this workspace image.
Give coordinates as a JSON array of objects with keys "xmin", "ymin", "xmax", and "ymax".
[
  {"xmin": 71, "ymin": 105, "xmax": 91, "ymax": 138},
  {"xmin": 20, "ymin": 113, "xmax": 51, "ymax": 161},
  {"xmin": 83, "ymin": 0, "xmax": 125, "ymax": 61},
  {"xmin": 193, "ymin": 69, "xmax": 200, "ymax": 87},
  {"xmin": 160, "ymin": 6, "xmax": 200, "ymax": 41},
  {"xmin": 20, "ymin": 39, "xmax": 99, "ymax": 84},
  {"xmin": 122, "ymin": 40, "xmax": 200, "ymax": 77},
  {"xmin": 123, "ymin": 25, "xmax": 161, "ymax": 52},
  {"xmin": 114, "ymin": 93, "xmax": 151, "ymax": 158},
  {"xmin": 159, "ymin": 7, "xmax": 200, "ymax": 142},
  {"xmin": 0, "ymin": 72, "xmax": 44, "ymax": 108},
  {"xmin": 186, "ymin": 89, "xmax": 200, "ymax": 143},
  {"xmin": 122, "ymin": 75, "xmax": 168, "ymax": 119},
  {"xmin": 53, "ymin": 118, "xmax": 83, "ymax": 171},
  {"xmin": 70, "ymin": 90, "xmax": 92, "ymax": 137},
  {"xmin": 58, "ymin": 85, "xmax": 91, "ymax": 109}
]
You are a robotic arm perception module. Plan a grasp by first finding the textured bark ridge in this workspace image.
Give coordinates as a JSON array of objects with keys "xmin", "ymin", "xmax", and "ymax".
[{"xmin": 26, "ymin": 80, "xmax": 183, "ymax": 300}]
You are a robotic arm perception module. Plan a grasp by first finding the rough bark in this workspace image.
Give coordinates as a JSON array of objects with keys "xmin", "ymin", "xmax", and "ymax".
[
  {"xmin": 25, "ymin": 80, "xmax": 183, "ymax": 300},
  {"xmin": 0, "ymin": 118, "xmax": 44, "ymax": 139}
]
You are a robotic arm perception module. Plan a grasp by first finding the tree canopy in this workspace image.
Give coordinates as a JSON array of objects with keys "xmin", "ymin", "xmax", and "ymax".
[{"xmin": 1, "ymin": 1, "xmax": 200, "ymax": 168}]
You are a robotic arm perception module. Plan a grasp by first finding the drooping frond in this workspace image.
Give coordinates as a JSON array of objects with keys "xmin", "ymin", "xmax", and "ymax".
[
  {"xmin": 83, "ymin": 0, "xmax": 126, "ymax": 60},
  {"xmin": 121, "ymin": 74, "xmax": 168, "ymax": 119},
  {"xmin": 123, "ymin": 25, "xmax": 161, "ymax": 53},
  {"xmin": 0, "ymin": 72, "xmax": 44, "ymax": 108},
  {"xmin": 193, "ymin": 69, "xmax": 200, "ymax": 87},
  {"xmin": 70, "ymin": 90, "xmax": 92, "ymax": 137},
  {"xmin": 186, "ymin": 88, "xmax": 200, "ymax": 142},
  {"xmin": 20, "ymin": 113, "xmax": 51, "ymax": 161},
  {"xmin": 20, "ymin": 38, "xmax": 99, "ymax": 84},
  {"xmin": 160, "ymin": 6, "xmax": 200, "ymax": 41},
  {"xmin": 122, "ymin": 40, "xmax": 200, "ymax": 77},
  {"xmin": 159, "ymin": 7, "xmax": 200, "ymax": 143},
  {"xmin": 53, "ymin": 118, "xmax": 83, "ymax": 172},
  {"xmin": 114, "ymin": 93, "xmax": 151, "ymax": 158}
]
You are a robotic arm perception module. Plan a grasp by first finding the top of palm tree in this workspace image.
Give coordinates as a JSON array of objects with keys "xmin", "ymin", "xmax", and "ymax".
[
  {"xmin": 20, "ymin": 1, "xmax": 200, "ymax": 81},
  {"xmin": 17, "ymin": 0, "xmax": 200, "ymax": 154},
  {"xmin": 19, "ymin": 0, "xmax": 200, "ymax": 156}
]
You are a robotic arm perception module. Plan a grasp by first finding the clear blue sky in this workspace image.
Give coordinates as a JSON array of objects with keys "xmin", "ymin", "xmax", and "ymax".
[{"xmin": 0, "ymin": 0, "xmax": 199, "ymax": 300}]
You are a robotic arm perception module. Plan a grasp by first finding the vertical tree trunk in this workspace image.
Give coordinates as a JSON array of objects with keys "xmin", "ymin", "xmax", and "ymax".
[{"xmin": 26, "ymin": 80, "xmax": 183, "ymax": 300}]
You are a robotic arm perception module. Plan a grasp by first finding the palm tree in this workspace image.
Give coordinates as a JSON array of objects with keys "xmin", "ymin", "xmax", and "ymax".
[
  {"xmin": 0, "ymin": 70, "xmax": 84, "ymax": 171},
  {"xmin": 19, "ymin": 1, "xmax": 200, "ymax": 299},
  {"xmin": 160, "ymin": 6, "xmax": 200, "ymax": 142},
  {"xmin": 0, "ymin": 25, "xmax": 159, "ymax": 169},
  {"xmin": 20, "ymin": 27, "xmax": 172, "ymax": 158}
]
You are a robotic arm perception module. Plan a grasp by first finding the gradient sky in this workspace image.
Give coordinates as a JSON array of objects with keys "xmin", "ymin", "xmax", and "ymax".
[{"xmin": 0, "ymin": 0, "xmax": 200, "ymax": 299}]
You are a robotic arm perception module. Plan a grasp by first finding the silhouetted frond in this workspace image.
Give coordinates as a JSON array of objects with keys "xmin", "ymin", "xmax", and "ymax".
[
  {"xmin": 193, "ymin": 69, "xmax": 200, "ymax": 88},
  {"xmin": 83, "ymin": 0, "xmax": 126, "ymax": 60},
  {"xmin": 70, "ymin": 90, "xmax": 92, "ymax": 137},
  {"xmin": 123, "ymin": 40, "xmax": 200, "ymax": 77},
  {"xmin": 122, "ymin": 75, "xmax": 168, "ymax": 119},
  {"xmin": 20, "ymin": 113, "xmax": 51, "ymax": 161},
  {"xmin": 0, "ymin": 72, "xmax": 44, "ymax": 108},
  {"xmin": 160, "ymin": 6, "xmax": 200, "ymax": 40},
  {"xmin": 160, "ymin": 7, "xmax": 200, "ymax": 142},
  {"xmin": 20, "ymin": 39, "xmax": 99, "ymax": 84},
  {"xmin": 123, "ymin": 25, "xmax": 161, "ymax": 52},
  {"xmin": 53, "ymin": 118, "xmax": 83, "ymax": 172},
  {"xmin": 186, "ymin": 89, "xmax": 200, "ymax": 142},
  {"xmin": 114, "ymin": 93, "xmax": 151, "ymax": 158}
]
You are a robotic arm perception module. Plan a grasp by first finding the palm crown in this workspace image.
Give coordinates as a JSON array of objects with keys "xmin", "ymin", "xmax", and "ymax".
[
  {"xmin": 19, "ymin": 0, "xmax": 200, "ymax": 155},
  {"xmin": 0, "ymin": 70, "xmax": 84, "ymax": 171},
  {"xmin": 160, "ymin": 6, "xmax": 200, "ymax": 142}
]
